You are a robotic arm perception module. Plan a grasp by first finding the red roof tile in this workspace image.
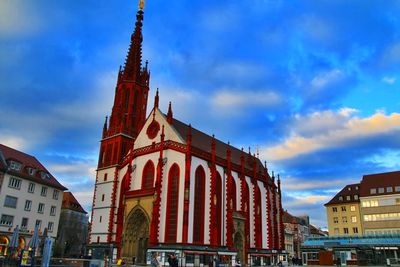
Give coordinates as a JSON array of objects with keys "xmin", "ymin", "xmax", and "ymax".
[
  {"xmin": 325, "ymin": 183, "xmax": 360, "ymax": 206},
  {"xmin": 359, "ymin": 171, "xmax": 400, "ymax": 197},
  {"xmin": 62, "ymin": 191, "xmax": 87, "ymax": 214},
  {"xmin": 0, "ymin": 143, "xmax": 67, "ymax": 190},
  {"xmin": 171, "ymin": 118, "xmax": 270, "ymax": 180}
]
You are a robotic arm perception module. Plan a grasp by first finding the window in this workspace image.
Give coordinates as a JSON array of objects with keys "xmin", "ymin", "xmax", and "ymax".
[
  {"xmin": 387, "ymin": 187, "xmax": 393, "ymax": 193},
  {"xmin": 0, "ymin": 214, "xmax": 14, "ymax": 226},
  {"xmin": 99, "ymin": 216, "xmax": 102, "ymax": 223},
  {"xmin": 353, "ymin": 227, "xmax": 358, "ymax": 234},
  {"xmin": 341, "ymin": 206, "xmax": 346, "ymax": 212},
  {"xmin": 333, "ymin": 217, "xmax": 338, "ymax": 223},
  {"xmin": 396, "ymin": 198, "xmax": 400, "ymax": 205},
  {"xmin": 334, "ymin": 228, "xmax": 339, "ymax": 235},
  {"xmin": 53, "ymin": 190, "xmax": 59, "ymax": 200},
  {"xmin": 4, "ymin": 196, "xmax": 17, "ymax": 208},
  {"xmin": 142, "ymin": 160, "xmax": 155, "ymax": 189},
  {"xmin": 21, "ymin": 218, "xmax": 28, "ymax": 229},
  {"xmin": 350, "ymin": 205, "xmax": 356, "ymax": 211},
  {"xmin": 193, "ymin": 166, "xmax": 206, "ymax": 243},
  {"xmin": 378, "ymin": 187, "xmax": 384, "ymax": 193},
  {"xmin": 104, "ymin": 173, "xmax": 108, "ymax": 181},
  {"xmin": 355, "ymin": 186, "xmax": 359, "ymax": 190},
  {"xmin": 343, "ymin": 228, "xmax": 349, "ymax": 234},
  {"xmin": 354, "ymin": 195, "xmax": 359, "ymax": 200},
  {"xmin": 50, "ymin": 206, "xmax": 56, "ymax": 216},
  {"xmin": 48, "ymin": 222, "xmax": 54, "ymax": 232},
  {"xmin": 165, "ymin": 164, "xmax": 180, "ymax": 243},
  {"xmin": 370, "ymin": 188, "xmax": 376, "ymax": 194},
  {"xmin": 8, "ymin": 177, "xmax": 21, "ymax": 189},
  {"xmin": 35, "ymin": 220, "xmax": 42, "ymax": 229},
  {"xmin": 346, "ymin": 196, "xmax": 351, "ymax": 201},
  {"xmin": 339, "ymin": 196, "xmax": 343, "ymax": 201},
  {"xmin": 351, "ymin": 216, "xmax": 357, "ymax": 223},
  {"xmin": 9, "ymin": 161, "xmax": 22, "ymax": 171},
  {"xmin": 348, "ymin": 187, "xmax": 351, "ymax": 191},
  {"xmin": 395, "ymin": 186, "xmax": 400, "ymax": 192},
  {"xmin": 40, "ymin": 172, "xmax": 50, "ymax": 179},
  {"xmin": 28, "ymin": 183, "xmax": 35, "ymax": 193},
  {"xmin": 102, "ymin": 194, "xmax": 105, "ymax": 202},
  {"xmin": 27, "ymin": 167, "xmax": 36, "ymax": 176},
  {"xmin": 342, "ymin": 216, "xmax": 348, "ymax": 223},
  {"xmin": 38, "ymin": 203, "xmax": 45, "ymax": 214},
  {"xmin": 332, "ymin": 207, "xmax": 338, "ymax": 212},
  {"xmin": 24, "ymin": 200, "xmax": 32, "ymax": 211},
  {"xmin": 41, "ymin": 186, "xmax": 47, "ymax": 197}
]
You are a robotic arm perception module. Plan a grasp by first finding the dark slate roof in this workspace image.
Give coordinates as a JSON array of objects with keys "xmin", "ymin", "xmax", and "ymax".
[
  {"xmin": 0, "ymin": 143, "xmax": 67, "ymax": 190},
  {"xmin": 171, "ymin": 117, "xmax": 269, "ymax": 177},
  {"xmin": 62, "ymin": 191, "xmax": 87, "ymax": 214},
  {"xmin": 324, "ymin": 183, "xmax": 360, "ymax": 206},
  {"xmin": 359, "ymin": 171, "xmax": 400, "ymax": 197},
  {"xmin": 282, "ymin": 210, "xmax": 308, "ymax": 225}
]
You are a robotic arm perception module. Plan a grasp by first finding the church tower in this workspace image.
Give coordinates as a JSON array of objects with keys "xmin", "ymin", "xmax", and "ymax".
[
  {"xmin": 98, "ymin": 0, "xmax": 150, "ymax": 169},
  {"xmin": 90, "ymin": 0, "xmax": 150, "ymax": 253}
]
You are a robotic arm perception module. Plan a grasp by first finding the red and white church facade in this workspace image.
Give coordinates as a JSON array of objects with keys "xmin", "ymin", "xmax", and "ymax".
[{"xmin": 89, "ymin": 2, "xmax": 285, "ymax": 266}]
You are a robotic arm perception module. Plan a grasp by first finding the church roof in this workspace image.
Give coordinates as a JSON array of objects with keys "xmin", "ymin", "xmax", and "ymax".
[
  {"xmin": 171, "ymin": 117, "xmax": 269, "ymax": 178},
  {"xmin": 62, "ymin": 191, "xmax": 87, "ymax": 214},
  {"xmin": 0, "ymin": 143, "xmax": 67, "ymax": 190}
]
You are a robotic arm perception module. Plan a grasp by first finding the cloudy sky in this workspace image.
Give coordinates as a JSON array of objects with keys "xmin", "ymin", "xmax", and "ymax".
[{"xmin": 1, "ymin": 0, "xmax": 400, "ymax": 228}]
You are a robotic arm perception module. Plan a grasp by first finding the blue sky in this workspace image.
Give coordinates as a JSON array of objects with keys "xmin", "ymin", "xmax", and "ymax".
[{"xmin": 1, "ymin": 0, "xmax": 400, "ymax": 228}]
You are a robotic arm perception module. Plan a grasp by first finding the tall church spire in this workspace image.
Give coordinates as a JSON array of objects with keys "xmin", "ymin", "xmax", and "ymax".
[{"xmin": 98, "ymin": 1, "xmax": 150, "ymax": 168}]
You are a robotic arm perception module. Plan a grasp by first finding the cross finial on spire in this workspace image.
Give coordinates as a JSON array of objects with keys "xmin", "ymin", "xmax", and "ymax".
[{"xmin": 139, "ymin": 0, "xmax": 145, "ymax": 10}]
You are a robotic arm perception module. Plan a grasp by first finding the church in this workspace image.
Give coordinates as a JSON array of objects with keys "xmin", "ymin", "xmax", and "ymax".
[{"xmin": 89, "ymin": 1, "xmax": 285, "ymax": 266}]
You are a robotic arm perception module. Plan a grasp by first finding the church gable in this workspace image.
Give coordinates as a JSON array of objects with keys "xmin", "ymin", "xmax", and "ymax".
[{"xmin": 134, "ymin": 108, "xmax": 185, "ymax": 149}]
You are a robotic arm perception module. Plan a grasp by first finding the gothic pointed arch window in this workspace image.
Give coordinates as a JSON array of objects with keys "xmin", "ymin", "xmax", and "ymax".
[
  {"xmin": 142, "ymin": 160, "xmax": 155, "ymax": 189},
  {"xmin": 254, "ymin": 184, "xmax": 262, "ymax": 248},
  {"xmin": 193, "ymin": 166, "xmax": 205, "ymax": 244},
  {"xmin": 216, "ymin": 172, "xmax": 222, "ymax": 245},
  {"xmin": 165, "ymin": 164, "xmax": 180, "ymax": 243},
  {"xmin": 232, "ymin": 177, "xmax": 237, "ymax": 211}
]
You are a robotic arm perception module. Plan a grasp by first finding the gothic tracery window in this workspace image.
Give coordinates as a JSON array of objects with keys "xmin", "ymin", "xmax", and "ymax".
[
  {"xmin": 193, "ymin": 166, "xmax": 205, "ymax": 243},
  {"xmin": 142, "ymin": 160, "xmax": 155, "ymax": 189},
  {"xmin": 165, "ymin": 164, "xmax": 180, "ymax": 242}
]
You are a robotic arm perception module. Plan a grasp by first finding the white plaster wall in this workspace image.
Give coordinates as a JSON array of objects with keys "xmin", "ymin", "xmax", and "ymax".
[
  {"xmin": 0, "ymin": 173, "xmax": 63, "ymax": 239},
  {"xmin": 158, "ymin": 149, "xmax": 185, "ymax": 243},
  {"xmin": 130, "ymin": 152, "xmax": 159, "ymax": 190},
  {"xmin": 245, "ymin": 176, "xmax": 255, "ymax": 247},
  {"xmin": 232, "ymin": 171, "xmax": 240, "ymax": 211},
  {"xmin": 92, "ymin": 167, "xmax": 117, "ymax": 235},
  {"xmin": 188, "ymin": 157, "xmax": 211, "ymax": 244},
  {"xmin": 134, "ymin": 108, "xmax": 185, "ymax": 147}
]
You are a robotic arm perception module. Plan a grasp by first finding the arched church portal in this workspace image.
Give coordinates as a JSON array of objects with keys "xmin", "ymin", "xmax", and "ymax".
[
  {"xmin": 234, "ymin": 232, "xmax": 244, "ymax": 263},
  {"xmin": 121, "ymin": 207, "xmax": 150, "ymax": 264}
]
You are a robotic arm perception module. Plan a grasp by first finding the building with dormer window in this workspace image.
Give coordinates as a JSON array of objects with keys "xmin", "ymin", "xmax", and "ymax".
[{"xmin": 0, "ymin": 144, "xmax": 67, "ymax": 257}]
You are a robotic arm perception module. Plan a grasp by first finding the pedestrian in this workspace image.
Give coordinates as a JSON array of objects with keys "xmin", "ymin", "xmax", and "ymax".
[{"xmin": 151, "ymin": 252, "xmax": 160, "ymax": 267}]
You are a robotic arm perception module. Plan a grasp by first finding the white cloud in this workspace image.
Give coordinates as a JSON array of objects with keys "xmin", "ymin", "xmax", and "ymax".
[
  {"xmin": 311, "ymin": 69, "xmax": 343, "ymax": 89},
  {"xmin": 0, "ymin": 135, "xmax": 30, "ymax": 151},
  {"xmin": 284, "ymin": 194, "xmax": 330, "ymax": 208},
  {"xmin": 0, "ymin": 1, "xmax": 42, "ymax": 37},
  {"xmin": 262, "ymin": 110, "xmax": 400, "ymax": 161},
  {"xmin": 282, "ymin": 176, "xmax": 353, "ymax": 191},
  {"xmin": 382, "ymin": 76, "xmax": 396, "ymax": 85},
  {"xmin": 212, "ymin": 90, "xmax": 282, "ymax": 108}
]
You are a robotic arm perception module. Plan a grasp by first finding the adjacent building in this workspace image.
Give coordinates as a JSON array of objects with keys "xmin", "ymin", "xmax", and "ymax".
[
  {"xmin": 89, "ymin": 2, "xmax": 285, "ymax": 266},
  {"xmin": 303, "ymin": 171, "xmax": 400, "ymax": 265},
  {"xmin": 282, "ymin": 211, "xmax": 310, "ymax": 263},
  {"xmin": 0, "ymin": 144, "xmax": 67, "ymax": 256},
  {"xmin": 325, "ymin": 183, "xmax": 362, "ymax": 236},
  {"xmin": 54, "ymin": 192, "xmax": 88, "ymax": 258},
  {"xmin": 359, "ymin": 171, "xmax": 400, "ymax": 235}
]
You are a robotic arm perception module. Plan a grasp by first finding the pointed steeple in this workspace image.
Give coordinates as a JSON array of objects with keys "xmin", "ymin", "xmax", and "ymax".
[
  {"xmin": 167, "ymin": 101, "xmax": 173, "ymax": 124},
  {"xmin": 154, "ymin": 88, "xmax": 159, "ymax": 108},
  {"xmin": 122, "ymin": 1, "xmax": 148, "ymax": 82}
]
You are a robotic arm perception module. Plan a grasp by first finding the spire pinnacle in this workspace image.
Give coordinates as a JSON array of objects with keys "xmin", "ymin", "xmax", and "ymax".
[
  {"xmin": 167, "ymin": 101, "xmax": 173, "ymax": 124},
  {"xmin": 139, "ymin": 0, "xmax": 145, "ymax": 10},
  {"xmin": 154, "ymin": 88, "xmax": 159, "ymax": 108}
]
